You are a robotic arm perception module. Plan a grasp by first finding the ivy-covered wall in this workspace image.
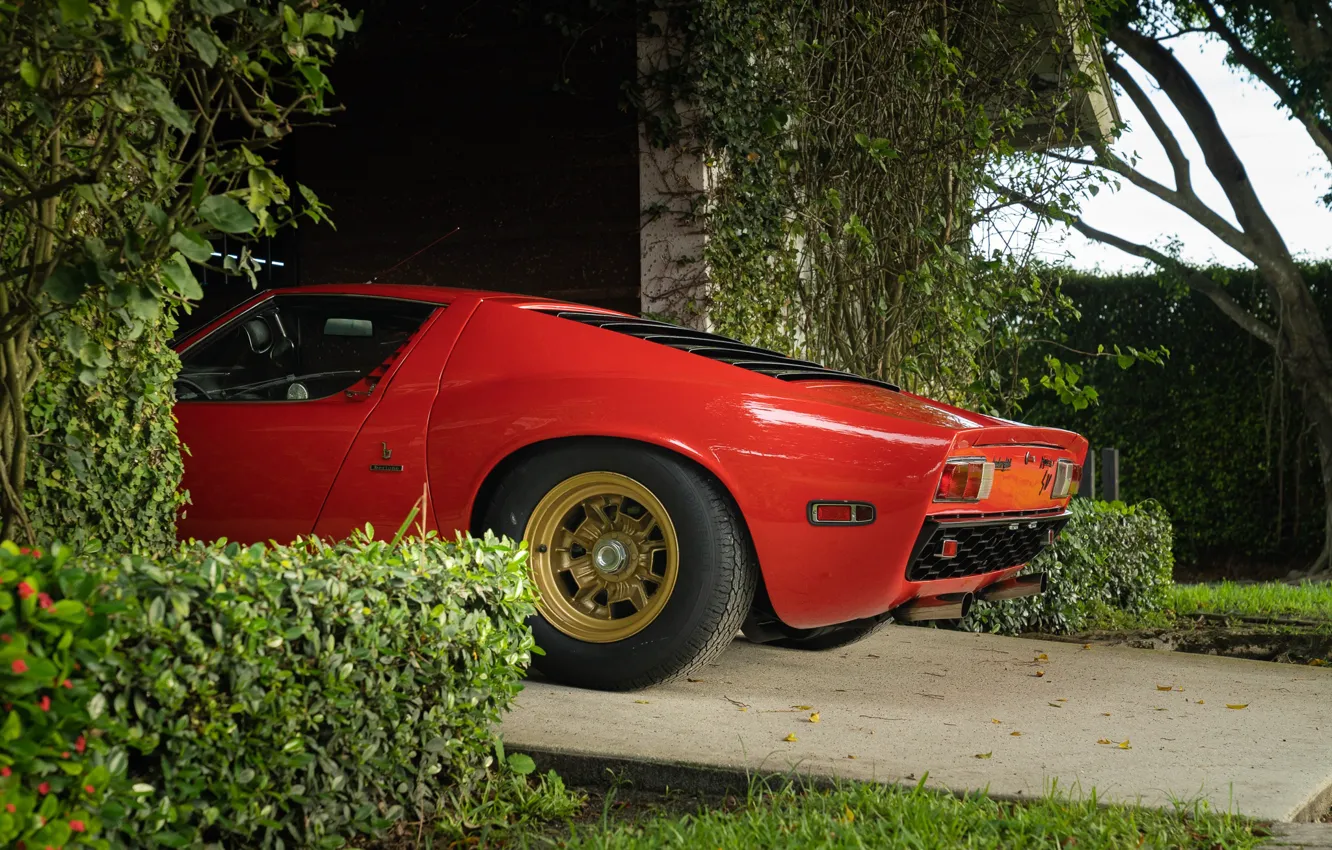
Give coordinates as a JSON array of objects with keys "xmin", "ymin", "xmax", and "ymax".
[
  {"xmin": 634, "ymin": 0, "xmax": 1102, "ymax": 408},
  {"xmin": 1024, "ymin": 266, "xmax": 1328, "ymax": 572},
  {"xmin": 24, "ymin": 305, "xmax": 184, "ymax": 554}
]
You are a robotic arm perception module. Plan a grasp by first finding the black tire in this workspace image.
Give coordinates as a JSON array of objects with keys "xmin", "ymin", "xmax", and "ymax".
[
  {"xmin": 483, "ymin": 440, "xmax": 756, "ymax": 690},
  {"xmin": 763, "ymin": 618, "xmax": 891, "ymax": 651}
]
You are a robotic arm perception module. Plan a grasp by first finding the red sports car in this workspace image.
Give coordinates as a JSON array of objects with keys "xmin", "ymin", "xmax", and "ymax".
[{"xmin": 173, "ymin": 284, "xmax": 1087, "ymax": 690}]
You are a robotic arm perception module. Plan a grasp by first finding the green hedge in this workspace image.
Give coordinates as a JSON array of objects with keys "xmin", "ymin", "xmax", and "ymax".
[
  {"xmin": 1023, "ymin": 266, "xmax": 1329, "ymax": 567},
  {"xmin": 25, "ymin": 305, "xmax": 185, "ymax": 556},
  {"xmin": 961, "ymin": 499, "xmax": 1175, "ymax": 635},
  {"xmin": 0, "ymin": 531, "xmax": 537, "ymax": 848}
]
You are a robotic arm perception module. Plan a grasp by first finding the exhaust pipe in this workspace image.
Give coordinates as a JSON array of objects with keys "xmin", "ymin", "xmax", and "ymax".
[
  {"xmin": 978, "ymin": 572, "xmax": 1048, "ymax": 602},
  {"xmin": 894, "ymin": 592, "xmax": 973, "ymax": 622}
]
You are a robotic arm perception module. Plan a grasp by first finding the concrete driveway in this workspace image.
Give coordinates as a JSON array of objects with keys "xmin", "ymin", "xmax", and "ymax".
[{"xmin": 501, "ymin": 625, "xmax": 1332, "ymax": 822}]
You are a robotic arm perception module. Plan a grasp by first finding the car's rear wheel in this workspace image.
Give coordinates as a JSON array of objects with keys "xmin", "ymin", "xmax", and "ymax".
[{"xmin": 483, "ymin": 441, "xmax": 756, "ymax": 690}]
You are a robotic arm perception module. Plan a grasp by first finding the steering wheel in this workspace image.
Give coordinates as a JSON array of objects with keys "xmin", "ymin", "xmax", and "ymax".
[{"xmin": 174, "ymin": 377, "xmax": 212, "ymax": 400}]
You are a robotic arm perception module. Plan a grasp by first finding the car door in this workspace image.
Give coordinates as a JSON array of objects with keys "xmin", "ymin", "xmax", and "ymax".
[{"xmin": 174, "ymin": 293, "xmax": 440, "ymax": 543}]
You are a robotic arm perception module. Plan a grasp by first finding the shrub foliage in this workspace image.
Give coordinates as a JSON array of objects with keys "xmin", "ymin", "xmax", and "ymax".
[
  {"xmin": 1025, "ymin": 268, "xmax": 1329, "ymax": 567},
  {"xmin": 25, "ymin": 306, "xmax": 185, "ymax": 556},
  {"xmin": 0, "ymin": 532, "xmax": 536, "ymax": 848},
  {"xmin": 962, "ymin": 499, "xmax": 1175, "ymax": 635}
]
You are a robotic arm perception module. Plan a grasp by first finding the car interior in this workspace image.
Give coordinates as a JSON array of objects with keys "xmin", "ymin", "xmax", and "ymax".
[{"xmin": 175, "ymin": 296, "xmax": 438, "ymax": 402}]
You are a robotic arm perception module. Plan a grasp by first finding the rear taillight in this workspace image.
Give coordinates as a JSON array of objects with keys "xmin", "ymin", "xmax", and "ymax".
[
  {"xmin": 1052, "ymin": 459, "xmax": 1080, "ymax": 498},
  {"xmin": 935, "ymin": 459, "xmax": 994, "ymax": 502}
]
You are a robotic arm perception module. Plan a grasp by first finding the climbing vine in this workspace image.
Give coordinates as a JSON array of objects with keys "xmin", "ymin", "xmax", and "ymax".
[{"xmin": 627, "ymin": 0, "xmax": 1117, "ymax": 409}]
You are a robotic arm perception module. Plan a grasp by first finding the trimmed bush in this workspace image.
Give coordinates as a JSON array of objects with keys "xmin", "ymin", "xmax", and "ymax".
[
  {"xmin": 25, "ymin": 306, "xmax": 185, "ymax": 556},
  {"xmin": 1, "ymin": 531, "xmax": 537, "ymax": 848},
  {"xmin": 961, "ymin": 500, "xmax": 1175, "ymax": 635}
]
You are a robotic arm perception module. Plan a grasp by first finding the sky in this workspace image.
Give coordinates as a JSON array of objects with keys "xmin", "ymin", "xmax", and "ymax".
[{"xmin": 1029, "ymin": 32, "xmax": 1332, "ymax": 272}]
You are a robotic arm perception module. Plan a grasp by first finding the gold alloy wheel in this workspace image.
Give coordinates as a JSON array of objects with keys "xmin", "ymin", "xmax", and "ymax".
[{"xmin": 524, "ymin": 471, "xmax": 679, "ymax": 643}]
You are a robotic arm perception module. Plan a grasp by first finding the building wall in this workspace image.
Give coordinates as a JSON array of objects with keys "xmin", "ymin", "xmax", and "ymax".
[{"xmin": 184, "ymin": 2, "xmax": 639, "ymax": 337}]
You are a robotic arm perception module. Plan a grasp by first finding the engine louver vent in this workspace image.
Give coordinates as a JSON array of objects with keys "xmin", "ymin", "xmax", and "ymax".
[{"xmin": 542, "ymin": 311, "xmax": 899, "ymax": 392}]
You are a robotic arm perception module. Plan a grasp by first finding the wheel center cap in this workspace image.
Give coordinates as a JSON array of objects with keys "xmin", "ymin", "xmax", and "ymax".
[{"xmin": 592, "ymin": 538, "xmax": 629, "ymax": 573}]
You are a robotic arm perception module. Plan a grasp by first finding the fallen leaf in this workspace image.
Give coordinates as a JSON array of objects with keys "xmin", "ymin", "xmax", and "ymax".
[
  {"xmin": 1118, "ymin": 740, "xmax": 1132, "ymax": 749},
  {"xmin": 1097, "ymin": 738, "xmax": 1112, "ymax": 745},
  {"xmin": 1156, "ymin": 685, "xmax": 1173, "ymax": 691},
  {"xmin": 1310, "ymin": 658, "xmax": 1328, "ymax": 667},
  {"xmin": 634, "ymin": 700, "xmax": 650, "ymax": 704},
  {"xmin": 975, "ymin": 752, "xmax": 993, "ymax": 759},
  {"xmin": 793, "ymin": 705, "xmax": 813, "ymax": 711},
  {"xmin": 1048, "ymin": 702, "xmax": 1063, "ymax": 708},
  {"xmin": 1034, "ymin": 670, "xmax": 1046, "ymax": 678},
  {"xmin": 738, "ymin": 706, "xmax": 748, "ymax": 712},
  {"xmin": 1035, "ymin": 653, "xmax": 1048, "ymax": 662},
  {"xmin": 1152, "ymin": 707, "xmax": 1168, "ymax": 711},
  {"xmin": 1226, "ymin": 703, "xmax": 1249, "ymax": 710},
  {"xmin": 1056, "ymin": 698, "xmax": 1068, "ymax": 702},
  {"xmin": 991, "ymin": 719, "xmax": 1002, "ymax": 724},
  {"xmin": 809, "ymin": 712, "xmax": 821, "ymax": 723},
  {"xmin": 844, "ymin": 806, "xmax": 856, "ymax": 823},
  {"xmin": 1102, "ymin": 712, "xmax": 1112, "ymax": 717},
  {"xmin": 1081, "ymin": 644, "xmax": 1091, "ymax": 650},
  {"xmin": 847, "ymin": 754, "xmax": 857, "ymax": 760},
  {"xmin": 783, "ymin": 733, "xmax": 798, "ymax": 742},
  {"xmin": 1196, "ymin": 700, "xmax": 1205, "ymax": 705},
  {"xmin": 1010, "ymin": 731, "xmax": 1022, "ymax": 736}
]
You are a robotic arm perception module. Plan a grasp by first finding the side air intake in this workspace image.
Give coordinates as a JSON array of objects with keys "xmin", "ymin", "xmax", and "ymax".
[{"xmin": 541, "ymin": 311, "xmax": 899, "ymax": 392}]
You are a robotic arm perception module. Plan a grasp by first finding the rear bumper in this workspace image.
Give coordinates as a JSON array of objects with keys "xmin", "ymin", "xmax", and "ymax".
[{"xmin": 906, "ymin": 510, "xmax": 1071, "ymax": 582}]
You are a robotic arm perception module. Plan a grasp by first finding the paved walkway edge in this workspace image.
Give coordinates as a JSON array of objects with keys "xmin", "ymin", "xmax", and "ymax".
[
  {"xmin": 517, "ymin": 743, "xmax": 1332, "ymax": 823},
  {"xmin": 523, "ymin": 744, "xmax": 1069, "ymax": 809}
]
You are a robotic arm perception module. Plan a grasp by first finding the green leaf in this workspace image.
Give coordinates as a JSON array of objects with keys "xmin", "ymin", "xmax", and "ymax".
[
  {"xmin": 302, "ymin": 10, "xmax": 336, "ymax": 37},
  {"xmin": 44, "ymin": 265, "xmax": 89, "ymax": 304},
  {"xmin": 161, "ymin": 253, "xmax": 203, "ymax": 300},
  {"xmin": 198, "ymin": 195, "xmax": 258, "ymax": 234},
  {"xmin": 59, "ymin": 0, "xmax": 92, "ymax": 22},
  {"xmin": 186, "ymin": 27, "xmax": 219, "ymax": 67},
  {"xmin": 170, "ymin": 229, "xmax": 213, "ymax": 263},
  {"xmin": 19, "ymin": 60, "xmax": 39, "ymax": 87},
  {"xmin": 138, "ymin": 78, "xmax": 192, "ymax": 132},
  {"xmin": 506, "ymin": 753, "xmax": 536, "ymax": 776}
]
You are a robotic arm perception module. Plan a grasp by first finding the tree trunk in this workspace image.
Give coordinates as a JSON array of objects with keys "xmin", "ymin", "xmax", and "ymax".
[
  {"xmin": 0, "ymin": 305, "xmax": 37, "ymax": 546},
  {"xmin": 1296, "ymin": 382, "xmax": 1332, "ymax": 579}
]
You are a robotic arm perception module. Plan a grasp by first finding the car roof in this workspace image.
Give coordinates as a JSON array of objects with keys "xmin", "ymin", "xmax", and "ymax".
[{"xmin": 263, "ymin": 283, "xmax": 630, "ymax": 316}]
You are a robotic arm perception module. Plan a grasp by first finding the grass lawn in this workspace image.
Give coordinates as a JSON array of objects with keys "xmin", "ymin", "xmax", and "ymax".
[
  {"xmin": 1169, "ymin": 581, "xmax": 1332, "ymax": 622},
  {"xmin": 504, "ymin": 778, "xmax": 1263, "ymax": 850}
]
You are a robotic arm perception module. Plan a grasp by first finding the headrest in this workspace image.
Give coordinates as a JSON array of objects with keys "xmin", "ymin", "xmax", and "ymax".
[{"xmin": 243, "ymin": 318, "xmax": 271, "ymax": 353}]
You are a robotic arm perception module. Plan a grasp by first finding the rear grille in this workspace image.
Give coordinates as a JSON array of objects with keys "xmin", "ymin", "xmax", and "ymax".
[
  {"xmin": 906, "ymin": 514, "xmax": 1070, "ymax": 582},
  {"xmin": 541, "ymin": 310, "xmax": 899, "ymax": 392}
]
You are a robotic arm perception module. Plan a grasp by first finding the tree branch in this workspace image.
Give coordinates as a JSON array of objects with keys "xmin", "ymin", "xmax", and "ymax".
[
  {"xmin": 1111, "ymin": 25, "xmax": 1291, "ymax": 258},
  {"xmin": 1105, "ymin": 57, "xmax": 1191, "ymax": 193},
  {"xmin": 1197, "ymin": 1, "xmax": 1332, "ymax": 169},
  {"xmin": 995, "ymin": 182, "xmax": 1280, "ymax": 348}
]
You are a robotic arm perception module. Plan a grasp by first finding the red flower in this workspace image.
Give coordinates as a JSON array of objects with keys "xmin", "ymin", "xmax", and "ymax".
[
  {"xmin": 69, "ymin": 820, "xmax": 85, "ymax": 833},
  {"xmin": 10, "ymin": 659, "xmax": 27, "ymax": 674},
  {"xmin": 37, "ymin": 593, "xmax": 53, "ymax": 611},
  {"xmin": 16, "ymin": 582, "xmax": 33, "ymax": 600},
  {"xmin": 38, "ymin": 695, "xmax": 50, "ymax": 712},
  {"xmin": 60, "ymin": 751, "xmax": 69, "ymax": 759},
  {"xmin": 4, "ymin": 803, "xmax": 12, "ymax": 813},
  {"xmin": 37, "ymin": 781, "xmax": 49, "ymax": 795},
  {"xmin": 75, "ymin": 735, "xmax": 86, "ymax": 754},
  {"xmin": 61, "ymin": 679, "xmax": 72, "ymax": 689},
  {"xmin": 1, "ymin": 766, "xmax": 9, "ymax": 777},
  {"xmin": 0, "ymin": 634, "xmax": 10, "ymax": 643},
  {"xmin": 83, "ymin": 784, "xmax": 94, "ymax": 794}
]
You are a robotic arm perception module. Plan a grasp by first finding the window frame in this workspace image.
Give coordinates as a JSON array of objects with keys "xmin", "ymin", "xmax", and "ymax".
[{"xmin": 175, "ymin": 293, "xmax": 443, "ymax": 404}]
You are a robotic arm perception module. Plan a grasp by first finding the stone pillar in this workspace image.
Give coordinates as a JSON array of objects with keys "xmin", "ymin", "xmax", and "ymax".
[{"xmin": 637, "ymin": 15, "xmax": 714, "ymax": 330}]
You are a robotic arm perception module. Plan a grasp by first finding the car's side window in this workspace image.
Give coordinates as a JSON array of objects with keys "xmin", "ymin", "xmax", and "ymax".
[{"xmin": 176, "ymin": 295, "xmax": 438, "ymax": 402}]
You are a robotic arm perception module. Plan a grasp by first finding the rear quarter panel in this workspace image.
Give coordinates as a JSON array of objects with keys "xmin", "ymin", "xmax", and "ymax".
[{"xmin": 427, "ymin": 302, "xmax": 967, "ymax": 628}]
